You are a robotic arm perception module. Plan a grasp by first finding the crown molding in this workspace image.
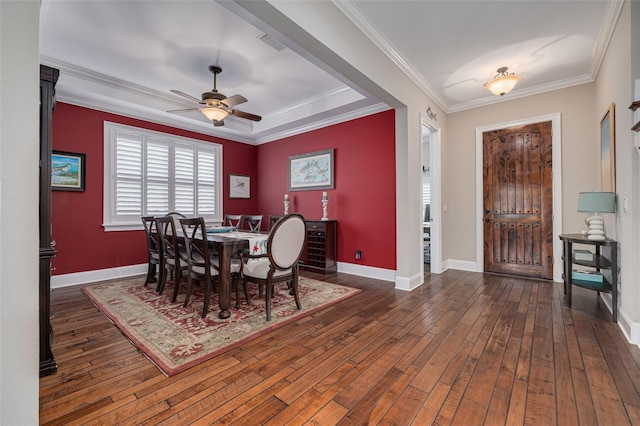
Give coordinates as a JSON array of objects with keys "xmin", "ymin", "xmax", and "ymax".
[
  {"xmin": 333, "ymin": 0, "xmax": 449, "ymax": 112},
  {"xmin": 588, "ymin": 0, "xmax": 624, "ymax": 79}
]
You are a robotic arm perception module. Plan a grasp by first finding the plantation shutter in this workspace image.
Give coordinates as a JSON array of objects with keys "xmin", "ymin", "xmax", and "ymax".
[
  {"xmin": 146, "ymin": 139, "xmax": 170, "ymax": 216},
  {"xmin": 175, "ymin": 144, "xmax": 195, "ymax": 215},
  {"xmin": 422, "ymin": 170, "xmax": 431, "ymax": 222},
  {"xmin": 114, "ymin": 132, "xmax": 143, "ymax": 220},
  {"xmin": 104, "ymin": 122, "xmax": 222, "ymax": 230},
  {"xmin": 197, "ymin": 148, "xmax": 216, "ymax": 216}
]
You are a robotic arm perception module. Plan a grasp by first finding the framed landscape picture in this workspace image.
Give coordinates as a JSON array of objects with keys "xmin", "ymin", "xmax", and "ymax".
[
  {"xmin": 288, "ymin": 149, "xmax": 334, "ymax": 191},
  {"xmin": 229, "ymin": 174, "xmax": 251, "ymax": 199},
  {"xmin": 52, "ymin": 151, "xmax": 85, "ymax": 191}
]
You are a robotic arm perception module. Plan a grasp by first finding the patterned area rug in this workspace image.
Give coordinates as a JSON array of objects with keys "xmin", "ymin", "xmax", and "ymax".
[{"xmin": 82, "ymin": 276, "xmax": 360, "ymax": 376}]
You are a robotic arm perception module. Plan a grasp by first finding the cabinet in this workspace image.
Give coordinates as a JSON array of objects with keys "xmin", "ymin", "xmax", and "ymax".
[
  {"xmin": 559, "ymin": 234, "xmax": 618, "ymax": 322},
  {"xmin": 40, "ymin": 64, "xmax": 59, "ymax": 376},
  {"xmin": 299, "ymin": 220, "xmax": 337, "ymax": 274}
]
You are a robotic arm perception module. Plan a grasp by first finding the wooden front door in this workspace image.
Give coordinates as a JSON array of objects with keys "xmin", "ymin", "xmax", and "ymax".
[{"xmin": 482, "ymin": 121, "xmax": 553, "ymax": 279}]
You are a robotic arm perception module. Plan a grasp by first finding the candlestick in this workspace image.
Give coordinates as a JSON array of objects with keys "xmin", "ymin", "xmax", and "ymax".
[
  {"xmin": 321, "ymin": 199, "xmax": 328, "ymax": 221},
  {"xmin": 284, "ymin": 200, "xmax": 290, "ymax": 215}
]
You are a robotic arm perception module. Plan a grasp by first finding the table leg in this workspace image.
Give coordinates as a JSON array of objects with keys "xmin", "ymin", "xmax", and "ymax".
[
  {"xmin": 565, "ymin": 241, "xmax": 572, "ymax": 307},
  {"xmin": 218, "ymin": 243, "xmax": 231, "ymax": 319}
]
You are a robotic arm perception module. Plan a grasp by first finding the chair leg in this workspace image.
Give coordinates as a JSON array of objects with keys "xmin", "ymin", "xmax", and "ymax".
[
  {"xmin": 156, "ymin": 266, "xmax": 167, "ymax": 294},
  {"xmin": 202, "ymin": 277, "xmax": 211, "ymax": 318},
  {"xmin": 144, "ymin": 261, "xmax": 157, "ymax": 285},
  {"xmin": 265, "ymin": 280, "xmax": 273, "ymax": 321},
  {"xmin": 171, "ymin": 269, "xmax": 182, "ymax": 303},
  {"xmin": 183, "ymin": 273, "xmax": 193, "ymax": 308},
  {"xmin": 233, "ymin": 274, "xmax": 240, "ymax": 309},
  {"xmin": 292, "ymin": 273, "xmax": 301, "ymax": 311},
  {"xmin": 242, "ymin": 278, "xmax": 250, "ymax": 305}
]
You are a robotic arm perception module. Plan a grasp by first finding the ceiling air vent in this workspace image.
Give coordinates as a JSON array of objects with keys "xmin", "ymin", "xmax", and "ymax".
[{"xmin": 258, "ymin": 33, "xmax": 286, "ymax": 52}]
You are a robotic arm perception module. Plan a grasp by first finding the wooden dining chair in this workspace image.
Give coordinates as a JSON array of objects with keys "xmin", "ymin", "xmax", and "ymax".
[
  {"xmin": 223, "ymin": 214, "xmax": 244, "ymax": 230},
  {"xmin": 268, "ymin": 215, "xmax": 282, "ymax": 231},
  {"xmin": 240, "ymin": 213, "xmax": 306, "ymax": 321},
  {"xmin": 155, "ymin": 215, "xmax": 187, "ymax": 301},
  {"xmin": 243, "ymin": 214, "xmax": 263, "ymax": 232},
  {"xmin": 179, "ymin": 217, "xmax": 245, "ymax": 317},
  {"xmin": 141, "ymin": 216, "xmax": 162, "ymax": 286}
]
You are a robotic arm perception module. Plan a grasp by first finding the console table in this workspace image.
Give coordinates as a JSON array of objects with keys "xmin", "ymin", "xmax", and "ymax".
[{"xmin": 559, "ymin": 234, "xmax": 618, "ymax": 322}]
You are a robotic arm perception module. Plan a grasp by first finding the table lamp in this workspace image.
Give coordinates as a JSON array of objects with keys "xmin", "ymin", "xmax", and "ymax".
[{"xmin": 577, "ymin": 191, "xmax": 616, "ymax": 240}]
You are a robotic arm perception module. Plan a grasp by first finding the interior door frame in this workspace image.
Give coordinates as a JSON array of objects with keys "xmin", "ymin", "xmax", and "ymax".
[
  {"xmin": 475, "ymin": 113, "xmax": 563, "ymax": 282},
  {"xmin": 421, "ymin": 115, "xmax": 442, "ymax": 275}
]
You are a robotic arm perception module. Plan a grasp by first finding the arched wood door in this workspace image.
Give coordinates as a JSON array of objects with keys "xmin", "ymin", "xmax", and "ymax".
[{"xmin": 482, "ymin": 121, "xmax": 553, "ymax": 280}]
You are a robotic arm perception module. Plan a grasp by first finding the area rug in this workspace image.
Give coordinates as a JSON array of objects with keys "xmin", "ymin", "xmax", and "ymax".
[{"xmin": 82, "ymin": 276, "xmax": 360, "ymax": 376}]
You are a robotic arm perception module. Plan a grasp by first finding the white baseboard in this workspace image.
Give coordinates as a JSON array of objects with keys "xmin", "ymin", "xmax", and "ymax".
[
  {"xmin": 444, "ymin": 259, "xmax": 479, "ymax": 272},
  {"xmin": 51, "ymin": 264, "xmax": 147, "ymax": 288},
  {"xmin": 336, "ymin": 261, "xmax": 395, "ymax": 282},
  {"xmin": 394, "ymin": 271, "xmax": 423, "ymax": 291}
]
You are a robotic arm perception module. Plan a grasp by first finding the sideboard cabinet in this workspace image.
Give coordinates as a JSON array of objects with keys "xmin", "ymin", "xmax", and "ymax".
[{"xmin": 299, "ymin": 220, "xmax": 337, "ymax": 274}]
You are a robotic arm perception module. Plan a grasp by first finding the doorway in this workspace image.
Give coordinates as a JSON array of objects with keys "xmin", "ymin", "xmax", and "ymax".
[
  {"xmin": 482, "ymin": 121, "xmax": 553, "ymax": 279},
  {"xmin": 476, "ymin": 114, "xmax": 562, "ymax": 281},
  {"xmin": 421, "ymin": 119, "xmax": 441, "ymax": 276}
]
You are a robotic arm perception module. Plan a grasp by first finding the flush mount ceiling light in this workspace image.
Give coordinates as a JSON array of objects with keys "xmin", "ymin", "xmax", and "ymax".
[{"xmin": 484, "ymin": 66, "xmax": 521, "ymax": 96}]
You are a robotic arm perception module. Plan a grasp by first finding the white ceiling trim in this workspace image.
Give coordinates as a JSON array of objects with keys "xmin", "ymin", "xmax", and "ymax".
[
  {"xmin": 252, "ymin": 102, "xmax": 390, "ymax": 145},
  {"xmin": 587, "ymin": 0, "xmax": 624, "ymax": 79},
  {"xmin": 334, "ymin": 0, "xmax": 449, "ymax": 112},
  {"xmin": 334, "ymin": 0, "xmax": 624, "ymax": 115},
  {"xmin": 41, "ymin": 55, "xmax": 386, "ymax": 145}
]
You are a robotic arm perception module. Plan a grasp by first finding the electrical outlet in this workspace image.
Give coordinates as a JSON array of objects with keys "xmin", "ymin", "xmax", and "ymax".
[{"xmin": 355, "ymin": 250, "xmax": 362, "ymax": 260}]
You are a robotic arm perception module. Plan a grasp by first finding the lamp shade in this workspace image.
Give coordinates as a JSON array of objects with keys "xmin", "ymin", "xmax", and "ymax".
[
  {"xmin": 577, "ymin": 192, "xmax": 616, "ymax": 213},
  {"xmin": 484, "ymin": 74, "xmax": 521, "ymax": 96},
  {"xmin": 201, "ymin": 107, "xmax": 228, "ymax": 122}
]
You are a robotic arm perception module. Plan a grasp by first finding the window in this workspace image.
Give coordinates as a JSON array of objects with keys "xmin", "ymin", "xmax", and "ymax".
[{"xmin": 104, "ymin": 122, "xmax": 222, "ymax": 231}]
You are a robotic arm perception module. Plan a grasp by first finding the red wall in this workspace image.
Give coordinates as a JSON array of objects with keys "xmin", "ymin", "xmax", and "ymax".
[
  {"xmin": 52, "ymin": 104, "xmax": 396, "ymax": 275},
  {"xmin": 51, "ymin": 103, "xmax": 258, "ymax": 275},
  {"xmin": 256, "ymin": 110, "xmax": 396, "ymax": 269}
]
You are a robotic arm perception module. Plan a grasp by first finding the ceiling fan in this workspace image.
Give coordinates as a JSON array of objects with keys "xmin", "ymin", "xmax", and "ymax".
[{"xmin": 167, "ymin": 65, "xmax": 261, "ymax": 127}]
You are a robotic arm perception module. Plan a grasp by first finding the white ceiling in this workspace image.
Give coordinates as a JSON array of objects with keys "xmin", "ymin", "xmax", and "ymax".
[{"xmin": 40, "ymin": 0, "xmax": 622, "ymax": 145}]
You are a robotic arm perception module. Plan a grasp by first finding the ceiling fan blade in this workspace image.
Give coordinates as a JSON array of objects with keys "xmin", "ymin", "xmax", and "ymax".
[
  {"xmin": 213, "ymin": 119, "xmax": 225, "ymax": 127},
  {"xmin": 167, "ymin": 107, "xmax": 201, "ymax": 114},
  {"xmin": 170, "ymin": 90, "xmax": 202, "ymax": 103},
  {"xmin": 230, "ymin": 109, "xmax": 262, "ymax": 122},
  {"xmin": 221, "ymin": 94, "xmax": 247, "ymax": 108}
]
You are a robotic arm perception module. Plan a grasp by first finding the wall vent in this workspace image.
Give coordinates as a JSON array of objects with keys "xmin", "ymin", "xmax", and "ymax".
[{"xmin": 258, "ymin": 33, "xmax": 286, "ymax": 52}]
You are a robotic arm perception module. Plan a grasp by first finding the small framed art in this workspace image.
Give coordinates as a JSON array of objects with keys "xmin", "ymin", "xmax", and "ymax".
[
  {"xmin": 52, "ymin": 150, "xmax": 85, "ymax": 191},
  {"xmin": 229, "ymin": 174, "xmax": 251, "ymax": 199}
]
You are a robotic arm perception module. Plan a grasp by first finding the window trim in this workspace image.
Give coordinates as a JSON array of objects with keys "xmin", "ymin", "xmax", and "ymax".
[{"xmin": 103, "ymin": 121, "xmax": 223, "ymax": 231}]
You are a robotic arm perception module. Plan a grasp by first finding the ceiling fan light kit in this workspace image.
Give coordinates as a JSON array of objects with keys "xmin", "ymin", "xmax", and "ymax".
[
  {"xmin": 167, "ymin": 65, "xmax": 261, "ymax": 127},
  {"xmin": 484, "ymin": 66, "xmax": 521, "ymax": 96},
  {"xmin": 201, "ymin": 107, "xmax": 228, "ymax": 122}
]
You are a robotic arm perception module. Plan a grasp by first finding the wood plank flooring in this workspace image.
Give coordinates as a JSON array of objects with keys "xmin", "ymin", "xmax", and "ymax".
[{"xmin": 40, "ymin": 270, "xmax": 640, "ymax": 425}]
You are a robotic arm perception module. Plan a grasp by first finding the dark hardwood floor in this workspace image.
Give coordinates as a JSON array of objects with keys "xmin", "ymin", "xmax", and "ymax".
[{"xmin": 40, "ymin": 269, "xmax": 640, "ymax": 425}]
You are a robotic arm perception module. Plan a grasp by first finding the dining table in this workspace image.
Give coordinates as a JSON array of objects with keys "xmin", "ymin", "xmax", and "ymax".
[{"xmin": 201, "ymin": 229, "xmax": 268, "ymax": 319}]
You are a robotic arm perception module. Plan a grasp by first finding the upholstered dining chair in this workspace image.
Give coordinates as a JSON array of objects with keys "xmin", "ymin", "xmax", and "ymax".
[
  {"xmin": 240, "ymin": 213, "xmax": 306, "ymax": 321},
  {"xmin": 243, "ymin": 214, "xmax": 263, "ymax": 232},
  {"xmin": 141, "ymin": 216, "xmax": 162, "ymax": 286},
  {"xmin": 155, "ymin": 215, "xmax": 187, "ymax": 301},
  {"xmin": 223, "ymin": 214, "xmax": 244, "ymax": 230},
  {"xmin": 179, "ymin": 217, "xmax": 244, "ymax": 318}
]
